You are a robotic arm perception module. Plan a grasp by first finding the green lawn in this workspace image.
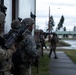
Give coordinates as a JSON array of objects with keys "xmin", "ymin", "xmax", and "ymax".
[
  {"xmin": 57, "ymin": 49, "xmax": 76, "ymax": 63},
  {"xmin": 57, "ymin": 40, "xmax": 71, "ymax": 46},
  {"xmin": 32, "ymin": 50, "xmax": 76, "ymax": 75},
  {"xmin": 32, "ymin": 39, "xmax": 76, "ymax": 75},
  {"xmin": 32, "ymin": 54, "xmax": 50, "ymax": 75},
  {"xmin": 63, "ymin": 50, "xmax": 76, "ymax": 63}
]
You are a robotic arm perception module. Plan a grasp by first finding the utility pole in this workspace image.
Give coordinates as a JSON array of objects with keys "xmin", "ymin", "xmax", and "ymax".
[{"xmin": 48, "ymin": 6, "xmax": 51, "ymax": 41}]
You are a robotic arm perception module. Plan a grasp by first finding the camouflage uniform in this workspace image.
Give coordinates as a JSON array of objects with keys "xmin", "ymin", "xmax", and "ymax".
[
  {"xmin": 0, "ymin": 47, "xmax": 13, "ymax": 75},
  {"xmin": 34, "ymin": 30, "xmax": 41, "ymax": 49},
  {"xmin": 18, "ymin": 18, "xmax": 39, "ymax": 75},
  {"xmin": 0, "ymin": 12, "xmax": 16, "ymax": 75},
  {"xmin": 10, "ymin": 20, "xmax": 23, "ymax": 75}
]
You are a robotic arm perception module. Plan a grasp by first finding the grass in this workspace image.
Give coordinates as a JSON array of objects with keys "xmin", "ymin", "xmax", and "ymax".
[
  {"xmin": 56, "ymin": 39, "xmax": 76, "ymax": 64},
  {"xmin": 57, "ymin": 40, "xmax": 71, "ymax": 46},
  {"xmin": 61, "ymin": 38, "xmax": 76, "ymax": 40},
  {"xmin": 63, "ymin": 50, "xmax": 76, "ymax": 63},
  {"xmin": 32, "ymin": 54, "xmax": 50, "ymax": 75},
  {"xmin": 57, "ymin": 49, "xmax": 76, "ymax": 63},
  {"xmin": 32, "ymin": 40, "xmax": 76, "ymax": 75},
  {"xmin": 31, "ymin": 49, "xmax": 76, "ymax": 75}
]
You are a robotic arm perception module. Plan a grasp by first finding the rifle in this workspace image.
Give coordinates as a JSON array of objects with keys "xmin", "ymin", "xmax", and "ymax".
[
  {"xmin": 3, "ymin": 24, "xmax": 29, "ymax": 49},
  {"xmin": 33, "ymin": 56, "xmax": 39, "ymax": 73}
]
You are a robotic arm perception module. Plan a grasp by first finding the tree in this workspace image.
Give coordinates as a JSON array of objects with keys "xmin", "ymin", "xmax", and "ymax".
[
  {"xmin": 57, "ymin": 15, "xmax": 65, "ymax": 30},
  {"xmin": 49, "ymin": 15, "xmax": 55, "ymax": 31},
  {"xmin": 63, "ymin": 27, "xmax": 66, "ymax": 31},
  {"xmin": 73, "ymin": 26, "xmax": 76, "ymax": 31}
]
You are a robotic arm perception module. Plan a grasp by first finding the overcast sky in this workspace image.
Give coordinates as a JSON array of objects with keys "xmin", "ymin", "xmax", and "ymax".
[{"xmin": 36, "ymin": 0, "xmax": 76, "ymax": 31}]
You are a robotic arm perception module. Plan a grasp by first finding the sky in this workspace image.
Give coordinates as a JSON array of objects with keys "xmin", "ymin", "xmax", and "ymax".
[{"xmin": 36, "ymin": 0, "xmax": 76, "ymax": 31}]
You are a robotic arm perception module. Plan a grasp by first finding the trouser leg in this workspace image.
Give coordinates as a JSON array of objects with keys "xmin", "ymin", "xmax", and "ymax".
[
  {"xmin": 20, "ymin": 66, "xmax": 31, "ymax": 75},
  {"xmin": 41, "ymin": 46, "xmax": 43, "ymax": 57},
  {"xmin": 49, "ymin": 47, "xmax": 53, "ymax": 58},
  {"xmin": 53, "ymin": 46, "xmax": 57, "ymax": 57},
  {"xmin": 27, "ymin": 66, "xmax": 31, "ymax": 75},
  {"xmin": 44, "ymin": 44, "xmax": 47, "ymax": 49}
]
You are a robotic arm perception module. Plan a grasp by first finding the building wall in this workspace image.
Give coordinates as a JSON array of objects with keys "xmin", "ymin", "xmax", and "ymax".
[
  {"xmin": 4, "ymin": 0, "xmax": 36, "ymax": 33},
  {"xmin": 4, "ymin": 0, "xmax": 12, "ymax": 33},
  {"xmin": 19, "ymin": 0, "xmax": 35, "ymax": 19},
  {"xmin": 58, "ymin": 34, "xmax": 74, "ymax": 38},
  {"xmin": 68, "ymin": 35, "xmax": 73, "ymax": 38},
  {"xmin": 58, "ymin": 35, "xmax": 63, "ymax": 38}
]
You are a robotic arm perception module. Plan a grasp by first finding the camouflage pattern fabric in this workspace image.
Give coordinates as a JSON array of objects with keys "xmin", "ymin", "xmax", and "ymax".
[
  {"xmin": 18, "ymin": 30, "xmax": 39, "ymax": 67},
  {"xmin": 0, "ymin": 12, "xmax": 12, "ymax": 74},
  {"xmin": 21, "ymin": 18, "xmax": 34, "ymax": 26},
  {"xmin": 0, "ymin": 47, "xmax": 12, "ymax": 72},
  {"xmin": 0, "ymin": 12, "xmax": 5, "ymax": 23},
  {"xmin": 0, "ymin": 12, "xmax": 5, "ymax": 33},
  {"xmin": 12, "ymin": 18, "xmax": 39, "ymax": 75},
  {"xmin": 11, "ymin": 20, "xmax": 21, "ymax": 29}
]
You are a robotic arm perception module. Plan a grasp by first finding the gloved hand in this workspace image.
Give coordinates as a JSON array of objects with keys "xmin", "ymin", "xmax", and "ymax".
[{"xmin": 10, "ymin": 44, "xmax": 16, "ymax": 53}]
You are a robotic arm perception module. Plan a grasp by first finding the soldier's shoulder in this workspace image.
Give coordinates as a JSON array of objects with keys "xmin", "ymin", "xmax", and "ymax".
[{"xmin": 0, "ymin": 47, "xmax": 4, "ymax": 54}]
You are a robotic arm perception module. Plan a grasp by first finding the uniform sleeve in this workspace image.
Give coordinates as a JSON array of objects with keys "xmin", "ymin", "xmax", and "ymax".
[
  {"xmin": 0, "ymin": 48, "xmax": 12, "ymax": 60},
  {"xmin": 24, "ymin": 35, "xmax": 39, "ymax": 57}
]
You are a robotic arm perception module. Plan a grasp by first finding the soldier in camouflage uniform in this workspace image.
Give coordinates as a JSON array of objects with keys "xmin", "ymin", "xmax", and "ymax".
[
  {"xmin": 17, "ymin": 18, "xmax": 39, "ymax": 75},
  {"xmin": 10, "ymin": 20, "xmax": 23, "ymax": 75},
  {"xmin": 0, "ymin": 12, "xmax": 16, "ymax": 75},
  {"xmin": 34, "ymin": 29, "xmax": 41, "ymax": 49}
]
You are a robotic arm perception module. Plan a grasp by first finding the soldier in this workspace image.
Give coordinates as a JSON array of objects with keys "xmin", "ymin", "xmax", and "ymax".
[
  {"xmin": 34, "ymin": 29, "xmax": 41, "ymax": 49},
  {"xmin": 49, "ymin": 32, "xmax": 59, "ymax": 59},
  {"xmin": 12, "ymin": 18, "xmax": 39, "ymax": 75},
  {"xmin": 0, "ymin": 12, "xmax": 16, "ymax": 75},
  {"xmin": 11, "ymin": 20, "xmax": 21, "ymax": 29},
  {"xmin": 19, "ymin": 18, "xmax": 39, "ymax": 75},
  {"xmin": 10, "ymin": 20, "xmax": 23, "ymax": 75}
]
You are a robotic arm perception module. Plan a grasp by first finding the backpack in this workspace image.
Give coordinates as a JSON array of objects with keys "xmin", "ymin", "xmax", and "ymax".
[
  {"xmin": 55, "ymin": 36, "xmax": 58, "ymax": 43},
  {"xmin": 12, "ymin": 49, "xmax": 22, "ymax": 66}
]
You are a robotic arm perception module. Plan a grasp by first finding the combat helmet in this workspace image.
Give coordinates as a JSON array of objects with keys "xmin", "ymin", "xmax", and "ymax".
[
  {"xmin": 11, "ymin": 20, "xmax": 21, "ymax": 29},
  {"xmin": 21, "ymin": 18, "xmax": 34, "ymax": 27}
]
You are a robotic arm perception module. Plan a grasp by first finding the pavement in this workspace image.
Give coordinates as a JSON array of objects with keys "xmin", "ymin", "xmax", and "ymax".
[{"xmin": 44, "ymin": 51, "xmax": 76, "ymax": 75}]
